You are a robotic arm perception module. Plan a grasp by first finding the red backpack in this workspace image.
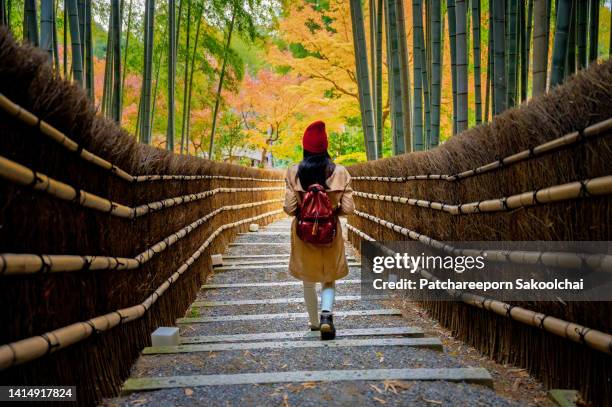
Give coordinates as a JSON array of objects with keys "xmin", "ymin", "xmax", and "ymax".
[{"xmin": 296, "ymin": 184, "xmax": 337, "ymax": 245}]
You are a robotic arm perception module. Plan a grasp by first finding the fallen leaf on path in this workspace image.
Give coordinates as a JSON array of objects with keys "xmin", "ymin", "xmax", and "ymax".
[
  {"xmin": 282, "ymin": 394, "xmax": 291, "ymax": 407},
  {"xmin": 383, "ymin": 380, "xmax": 412, "ymax": 394},
  {"xmin": 512, "ymin": 378, "xmax": 521, "ymax": 392},
  {"xmin": 184, "ymin": 388, "xmax": 194, "ymax": 396},
  {"xmin": 131, "ymin": 398, "xmax": 148, "ymax": 406},
  {"xmin": 373, "ymin": 396, "xmax": 386, "ymax": 404},
  {"xmin": 369, "ymin": 384, "xmax": 384, "ymax": 394}
]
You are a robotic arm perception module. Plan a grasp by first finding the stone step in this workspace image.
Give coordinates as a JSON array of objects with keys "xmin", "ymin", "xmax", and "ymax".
[
  {"xmin": 179, "ymin": 327, "xmax": 424, "ymax": 344},
  {"xmin": 212, "ymin": 263, "xmax": 361, "ymax": 272},
  {"xmin": 122, "ymin": 368, "xmax": 493, "ymax": 392},
  {"xmin": 143, "ymin": 337, "xmax": 443, "ymax": 355},
  {"xmin": 177, "ymin": 308, "xmax": 402, "ymax": 324},
  {"xmin": 238, "ymin": 232, "xmax": 291, "ymax": 236},
  {"xmin": 202, "ymin": 279, "xmax": 362, "ymax": 289},
  {"xmin": 191, "ymin": 295, "xmax": 383, "ymax": 307}
]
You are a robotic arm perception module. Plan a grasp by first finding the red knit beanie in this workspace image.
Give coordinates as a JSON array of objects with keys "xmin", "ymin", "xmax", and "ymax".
[{"xmin": 302, "ymin": 121, "xmax": 328, "ymax": 154}]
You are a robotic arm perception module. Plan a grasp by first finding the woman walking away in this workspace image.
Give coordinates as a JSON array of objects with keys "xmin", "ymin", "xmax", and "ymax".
[{"xmin": 283, "ymin": 121, "xmax": 355, "ymax": 340}]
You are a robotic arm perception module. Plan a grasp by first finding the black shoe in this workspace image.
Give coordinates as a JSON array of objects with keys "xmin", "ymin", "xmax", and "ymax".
[{"xmin": 320, "ymin": 312, "xmax": 336, "ymax": 340}]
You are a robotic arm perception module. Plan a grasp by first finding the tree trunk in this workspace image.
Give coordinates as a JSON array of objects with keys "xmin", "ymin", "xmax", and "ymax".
[
  {"xmin": 167, "ymin": 0, "xmax": 176, "ymax": 151},
  {"xmin": 208, "ymin": 8, "xmax": 236, "ymax": 159},
  {"xmin": 111, "ymin": 0, "xmax": 121, "ymax": 122},
  {"xmin": 66, "ymin": 0, "xmax": 83, "ymax": 85},
  {"xmin": 86, "ymin": 0, "xmax": 94, "ymax": 101},
  {"xmin": 430, "ymin": 0, "xmax": 441, "ymax": 146},
  {"xmin": 454, "ymin": 0, "xmax": 468, "ymax": 132},
  {"xmin": 446, "ymin": 0, "xmax": 457, "ymax": 134},
  {"xmin": 24, "ymin": 0, "xmax": 39, "ymax": 46},
  {"xmin": 471, "ymin": 0, "xmax": 482, "ymax": 124},
  {"xmin": 550, "ymin": 0, "xmax": 572, "ymax": 87},
  {"xmin": 41, "ymin": 0, "xmax": 54, "ymax": 62},
  {"xmin": 396, "ymin": 0, "xmax": 412, "ymax": 152},
  {"xmin": 180, "ymin": 0, "xmax": 192, "ymax": 154},
  {"xmin": 588, "ymin": 0, "xmax": 598, "ymax": 63},
  {"xmin": 491, "ymin": 0, "xmax": 506, "ymax": 114},
  {"xmin": 184, "ymin": 3, "xmax": 205, "ymax": 156},
  {"xmin": 532, "ymin": 0, "xmax": 548, "ymax": 95},
  {"xmin": 139, "ymin": 0, "xmax": 155, "ymax": 144}
]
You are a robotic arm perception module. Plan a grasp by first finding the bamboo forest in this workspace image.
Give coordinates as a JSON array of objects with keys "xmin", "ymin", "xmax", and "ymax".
[
  {"xmin": 1, "ymin": 0, "xmax": 611, "ymax": 165},
  {"xmin": 1, "ymin": 0, "xmax": 612, "ymax": 406}
]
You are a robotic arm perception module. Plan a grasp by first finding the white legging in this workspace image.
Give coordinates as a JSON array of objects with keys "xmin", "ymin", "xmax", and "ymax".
[{"xmin": 303, "ymin": 281, "xmax": 336, "ymax": 327}]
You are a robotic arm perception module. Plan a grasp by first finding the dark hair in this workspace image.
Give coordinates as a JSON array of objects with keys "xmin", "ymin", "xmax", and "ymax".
[{"xmin": 297, "ymin": 150, "xmax": 336, "ymax": 189}]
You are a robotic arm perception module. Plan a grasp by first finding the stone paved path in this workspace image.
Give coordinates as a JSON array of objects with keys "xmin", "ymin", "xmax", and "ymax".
[{"xmin": 105, "ymin": 218, "xmax": 520, "ymax": 406}]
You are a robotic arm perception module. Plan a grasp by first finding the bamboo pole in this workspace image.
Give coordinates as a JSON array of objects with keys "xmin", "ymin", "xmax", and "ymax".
[
  {"xmin": 352, "ymin": 117, "xmax": 612, "ymax": 182},
  {"xmin": 353, "ymin": 174, "xmax": 612, "ymax": 215},
  {"xmin": 0, "ymin": 210, "xmax": 283, "ymax": 370},
  {"xmin": 346, "ymin": 223, "xmax": 612, "ymax": 356},
  {"xmin": 0, "ymin": 154, "xmax": 284, "ymax": 219},
  {"xmin": 0, "ymin": 93, "xmax": 283, "ymax": 183},
  {"xmin": 0, "ymin": 199, "xmax": 283, "ymax": 275},
  {"xmin": 532, "ymin": 0, "xmax": 549, "ymax": 95}
]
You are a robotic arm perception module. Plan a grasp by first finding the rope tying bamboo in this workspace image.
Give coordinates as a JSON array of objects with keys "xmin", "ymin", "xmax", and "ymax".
[
  {"xmin": 345, "ymin": 224, "xmax": 612, "ymax": 355},
  {"xmin": 353, "ymin": 175, "xmax": 612, "ymax": 214},
  {"xmin": 352, "ymin": 117, "xmax": 612, "ymax": 182},
  {"xmin": 0, "ymin": 154, "xmax": 283, "ymax": 219},
  {"xmin": 0, "ymin": 209, "xmax": 282, "ymax": 370},
  {"xmin": 0, "ymin": 93, "xmax": 284, "ymax": 183},
  {"xmin": 352, "ymin": 210, "xmax": 612, "ymax": 273},
  {"xmin": 0, "ymin": 199, "xmax": 283, "ymax": 275}
]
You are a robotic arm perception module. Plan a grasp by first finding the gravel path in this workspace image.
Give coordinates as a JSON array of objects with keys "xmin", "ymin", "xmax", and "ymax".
[{"xmin": 105, "ymin": 218, "xmax": 517, "ymax": 407}]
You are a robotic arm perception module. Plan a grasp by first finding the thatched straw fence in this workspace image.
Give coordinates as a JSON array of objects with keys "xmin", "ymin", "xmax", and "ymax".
[
  {"xmin": 347, "ymin": 58, "xmax": 612, "ymax": 405},
  {"xmin": 0, "ymin": 29, "xmax": 284, "ymax": 405}
]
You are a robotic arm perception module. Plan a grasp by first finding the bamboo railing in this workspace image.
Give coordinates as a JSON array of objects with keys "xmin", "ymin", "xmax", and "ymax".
[
  {"xmin": 352, "ymin": 117, "xmax": 612, "ymax": 183},
  {"xmin": 346, "ymin": 224, "xmax": 612, "ymax": 355}
]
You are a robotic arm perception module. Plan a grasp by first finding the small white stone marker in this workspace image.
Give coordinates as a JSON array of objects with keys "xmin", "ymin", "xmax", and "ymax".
[
  {"xmin": 151, "ymin": 327, "xmax": 179, "ymax": 347},
  {"xmin": 211, "ymin": 254, "xmax": 223, "ymax": 266},
  {"xmin": 249, "ymin": 223, "xmax": 259, "ymax": 232}
]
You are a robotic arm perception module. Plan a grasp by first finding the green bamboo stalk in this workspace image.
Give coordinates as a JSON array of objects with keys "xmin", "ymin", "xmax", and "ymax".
[
  {"xmin": 77, "ymin": 0, "xmax": 84, "ymax": 67},
  {"xmin": 588, "ymin": 0, "xmax": 598, "ymax": 63},
  {"xmin": 565, "ymin": 0, "xmax": 576, "ymax": 78},
  {"xmin": 111, "ymin": 0, "xmax": 121, "ymax": 122},
  {"xmin": 41, "ymin": 0, "xmax": 54, "ymax": 62},
  {"xmin": 384, "ymin": 0, "xmax": 406, "ymax": 154},
  {"xmin": 180, "ymin": 0, "xmax": 193, "ymax": 155},
  {"xmin": 532, "ymin": 0, "xmax": 549, "ymax": 95},
  {"xmin": 484, "ymin": 1, "xmax": 492, "ymax": 121},
  {"xmin": 85, "ymin": 0, "xmax": 94, "ymax": 101},
  {"xmin": 350, "ymin": 0, "xmax": 378, "ymax": 160},
  {"xmin": 418, "ymin": 9, "xmax": 430, "ymax": 146},
  {"xmin": 429, "ymin": 0, "xmax": 441, "ymax": 146},
  {"xmin": 454, "ymin": 0, "xmax": 468, "ymax": 132},
  {"xmin": 52, "ymin": 1, "xmax": 60, "ymax": 71},
  {"xmin": 447, "ymin": 0, "xmax": 457, "ymax": 134},
  {"xmin": 0, "ymin": 0, "xmax": 7, "ymax": 26},
  {"xmin": 550, "ymin": 0, "xmax": 572, "ymax": 86},
  {"xmin": 412, "ymin": 0, "xmax": 424, "ymax": 150},
  {"xmin": 63, "ymin": 3, "xmax": 68, "ymax": 78},
  {"xmin": 139, "ymin": 0, "xmax": 155, "ymax": 144},
  {"xmin": 471, "ymin": 0, "xmax": 482, "ymax": 124},
  {"xmin": 369, "ymin": 0, "xmax": 377, "ymax": 120},
  {"xmin": 102, "ymin": 10, "xmax": 113, "ymax": 115},
  {"xmin": 491, "ymin": 0, "xmax": 506, "ymax": 114},
  {"xmin": 396, "ymin": 0, "xmax": 412, "ymax": 152},
  {"xmin": 506, "ymin": 0, "xmax": 518, "ymax": 107},
  {"xmin": 120, "ymin": 0, "xmax": 133, "ymax": 115},
  {"xmin": 375, "ymin": 0, "xmax": 383, "ymax": 157},
  {"xmin": 523, "ymin": 0, "xmax": 533, "ymax": 101},
  {"xmin": 167, "ymin": 0, "xmax": 176, "ymax": 151},
  {"xmin": 576, "ymin": 0, "xmax": 587, "ymax": 68},
  {"xmin": 65, "ymin": 0, "xmax": 83, "ymax": 85},
  {"xmin": 518, "ymin": 0, "xmax": 525, "ymax": 101},
  {"xmin": 24, "ymin": 0, "xmax": 39, "ymax": 46}
]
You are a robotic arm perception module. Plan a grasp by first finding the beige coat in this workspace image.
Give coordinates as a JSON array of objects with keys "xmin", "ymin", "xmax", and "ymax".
[{"xmin": 283, "ymin": 164, "xmax": 355, "ymax": 282}]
